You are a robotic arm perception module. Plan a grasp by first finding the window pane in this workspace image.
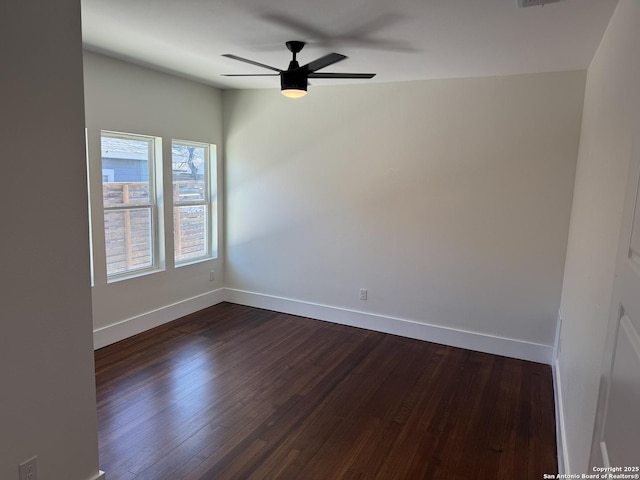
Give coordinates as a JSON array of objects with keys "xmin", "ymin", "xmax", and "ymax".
[
  {"xmin": 102, "ymin": 136, "xmax": 150, "ymax": 206},
  {"xmin": 174, "ymin": 205, "xmax": 207, "ymax": 262},
  {"xmin": 172, "ymin": 144, "xmax": 206, "ymax": 202},
  {"xmin": 104, "ymin": 208, "xmax": 153, "ymax": 276}
]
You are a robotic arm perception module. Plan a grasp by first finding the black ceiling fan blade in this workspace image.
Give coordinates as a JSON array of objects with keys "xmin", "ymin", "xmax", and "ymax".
[
  {"xmin": 302, "ymin": 53, "xmax": 347, "ymax": 73},
  {"xmin": 221, "ymin": 74, "xmax": 280, "ymax": 77},
  {"xmin": 308, "ymin": 72, "xmax": 376, "ymax": 79},
  {"xmin": 222, "ymin": 54, "xmax": 281, "ymax": 72}
]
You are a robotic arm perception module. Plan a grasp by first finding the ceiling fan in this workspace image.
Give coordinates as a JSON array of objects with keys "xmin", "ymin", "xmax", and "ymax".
[{"xmin": 222, "ymin": 41, "xmax": 376, "ymax": 98}]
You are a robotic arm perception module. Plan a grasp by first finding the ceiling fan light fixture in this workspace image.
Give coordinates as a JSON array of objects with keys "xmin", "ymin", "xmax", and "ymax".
[{"xmin": 280, "ymin": 70, "xmax": 308, "ymax": 98}]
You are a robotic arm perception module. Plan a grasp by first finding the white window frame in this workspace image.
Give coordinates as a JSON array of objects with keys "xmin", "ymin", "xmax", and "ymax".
[
  {"xmin": 172, "ymin": 139, "xmax": 217, "ymax": 265},
  {"xmin": 101, "ymin": 130, "xmax": 163, "ymax": 281}
]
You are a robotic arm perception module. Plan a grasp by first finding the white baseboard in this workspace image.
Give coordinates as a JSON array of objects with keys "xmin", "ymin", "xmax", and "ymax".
[
  {"xmin": 93, "ymin": 287, "xmax": 554, "ymax": 363},
  {"xmin": 93, "ymin": 289, "xmax": 226, "ymax": 349},
  {"xmin": 553, "ymin": 358, "xmax": 569, "ymax": 474},
  {"xmin": 226, "ymin": 289, "xmax": 553, "ymax": 364},
  {"xmin": 88, "ymin": 471, "xmax": 105, "ymax": 480}
]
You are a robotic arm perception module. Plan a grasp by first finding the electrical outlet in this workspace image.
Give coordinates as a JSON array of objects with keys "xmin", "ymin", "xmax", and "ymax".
[
  {"xmin": 209, "ymin": 270, "xmax": 215, "ymax": 282},
  {"xmin": 360, "ymin": 289, "xmax": 367, "ymax": 301},
  {"xmin": 19, "ymin": 456, "xmax": 37, "ymax": 480}
]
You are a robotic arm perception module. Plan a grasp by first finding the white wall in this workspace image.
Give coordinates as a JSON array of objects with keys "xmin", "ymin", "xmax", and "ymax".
[
  {"xmin": 558, "ymin": 0, "xmax": 640, "ymax": 473},
  {"xmin": 83, "ymin": 51, "xmax": 225, "ymax": 345},
  {"xmin": 223, "ymin": 71, "xmax": 585, "ymax": 357},
  {"xmin": 0, "ymin": 1, "xmax": 101, "ymax": 479}
]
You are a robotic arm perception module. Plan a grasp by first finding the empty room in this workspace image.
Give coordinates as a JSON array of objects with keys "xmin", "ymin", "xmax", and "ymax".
[{"xmin": 2, "ymin": 0, "xmax": 639, "ymax": 479}]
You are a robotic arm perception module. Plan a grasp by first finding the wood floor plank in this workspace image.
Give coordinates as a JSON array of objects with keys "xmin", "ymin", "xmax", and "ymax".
[{"xmin": 96, "ymin": 302, "xmax": 557, "ymax": 480}]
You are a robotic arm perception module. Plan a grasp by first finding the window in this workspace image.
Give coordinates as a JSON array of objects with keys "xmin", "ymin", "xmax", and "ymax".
[
  {"xmin": 90, "ymin": 132, "xmax": 215, "ymax": 281},
  {"xmin": 101, "ymin": 132, "xmax": 161, "ymax": 278},
  {"xmin": 172, "ymin": 141, "xmax": 216, "ymax": 264}
]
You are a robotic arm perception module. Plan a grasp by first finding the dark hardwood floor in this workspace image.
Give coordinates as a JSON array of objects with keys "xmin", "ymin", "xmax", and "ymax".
[{"xmin": 95, "ymin": 302, "xmax": 557, "ymax": 480}]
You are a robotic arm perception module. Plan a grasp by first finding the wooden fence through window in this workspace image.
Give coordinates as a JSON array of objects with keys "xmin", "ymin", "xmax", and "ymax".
[{"xmin": 102, "ymin": 182, "xmax": 207, "ymax": 275}]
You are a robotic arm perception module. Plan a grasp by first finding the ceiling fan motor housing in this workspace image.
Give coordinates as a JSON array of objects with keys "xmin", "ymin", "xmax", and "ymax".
[{"xmin": 281, "ymin": 69, "xmax": 307, "ymax": 93}]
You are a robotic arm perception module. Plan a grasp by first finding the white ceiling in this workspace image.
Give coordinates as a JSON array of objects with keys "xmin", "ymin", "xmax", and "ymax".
[{"xmin": 81, "ymin": 0, "xmax": 618, "ymax": 90}]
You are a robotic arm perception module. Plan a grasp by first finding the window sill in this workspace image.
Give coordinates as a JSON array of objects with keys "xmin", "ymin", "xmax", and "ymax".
[
  {"xmin": 175, "ymin": 256, "xmax": 216, "ymax": 268},
  {"xmin": 106, "ymin": 267, "xmax": 164, "ymax": 284}
]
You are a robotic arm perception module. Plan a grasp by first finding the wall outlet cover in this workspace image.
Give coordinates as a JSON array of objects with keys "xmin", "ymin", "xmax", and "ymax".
[{"xmin": 19, "ymin": 456, "xmax": 37, "ymax": 480}]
